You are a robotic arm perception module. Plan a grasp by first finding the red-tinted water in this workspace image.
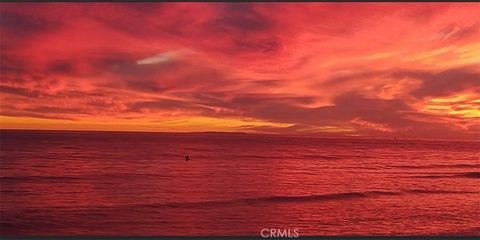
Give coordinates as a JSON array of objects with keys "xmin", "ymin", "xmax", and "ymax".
[{"xmin": 1, "ymin": 130, "xmax": 479, "ymax": 236}]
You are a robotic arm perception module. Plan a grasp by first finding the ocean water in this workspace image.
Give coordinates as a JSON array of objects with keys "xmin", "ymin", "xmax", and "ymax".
[{"xmin": 0, "ymin": 130, "xmax": 479, "ymax": 236}]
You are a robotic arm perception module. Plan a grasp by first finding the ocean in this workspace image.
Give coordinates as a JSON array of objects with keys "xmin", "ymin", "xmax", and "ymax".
[{"xmin": 0, "ymin": 130, "xmax": 479, "ymax": 236}]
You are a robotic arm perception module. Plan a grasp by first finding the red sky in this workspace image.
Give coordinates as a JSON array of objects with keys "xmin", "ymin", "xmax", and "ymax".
[{"xmin": 0, "ymin": 3, "xmax": 479, "ymax": 140}]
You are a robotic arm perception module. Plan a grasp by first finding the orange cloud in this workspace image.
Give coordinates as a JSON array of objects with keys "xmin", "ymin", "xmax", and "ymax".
[
  {"xmin": 1, "ymin": 3, "xmax": 479, "ymax": 140},
  {"xmin": 350, "ymin": 118, "xmax": 393, "ymax": 133}
]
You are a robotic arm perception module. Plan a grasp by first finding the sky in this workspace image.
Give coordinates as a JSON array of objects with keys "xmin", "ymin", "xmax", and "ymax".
[{"xmin": 0, "ymin": 3, "xmax": 479, "ymax": 140}]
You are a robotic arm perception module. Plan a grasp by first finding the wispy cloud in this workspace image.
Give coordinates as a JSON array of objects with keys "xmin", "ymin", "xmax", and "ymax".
[{"xmin": 136, "ymin": 50, "xmax": 182, "ymax": 65}]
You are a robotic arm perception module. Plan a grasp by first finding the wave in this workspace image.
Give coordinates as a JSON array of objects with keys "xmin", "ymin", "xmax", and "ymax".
[
  {"xmin": 136, "ymin": 192, "xmax": 378, "ymax": 209},
  {"xmin": 246, "ymin": 191, "xmax": 398, "ymax": 203},
  {"xmin": 392, "ymin": 163, "xmax": 480, "ymax": 169},
  {"xmin": 457, "ymin": 172, "xmax": 480, "ymax": 178},
  {"xmin": 406, "ymin": 189, "xmax": 478, "ymax": 194},
  {"xmin": 410, "ymin": 172, "xmax": 480, "ymax": 179},
  {"xmin": 0, "ymin": 173, "xmax": 171, "ymax": 182},
  {"xmin": 0, "ymin": 176, "xmax": 85, "ymax": 182},
  {"xmin": 300, "ymin": 154, "xmax": 345, "ymax": 160},
  {"xmin": 134, "ymin": 189, "xmax": 477, "ymax": 210}
]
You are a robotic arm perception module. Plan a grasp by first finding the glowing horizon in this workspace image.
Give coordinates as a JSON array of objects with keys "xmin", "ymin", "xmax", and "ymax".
[{"xmin": 1, "ymin": 3, "xmax": 479, "ymax": 140}]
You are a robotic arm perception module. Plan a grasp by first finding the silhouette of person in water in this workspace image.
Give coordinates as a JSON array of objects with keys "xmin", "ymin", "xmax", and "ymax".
[{"xmin": 185, "ymin": 154, "xmax": 190, "ymax": 161}]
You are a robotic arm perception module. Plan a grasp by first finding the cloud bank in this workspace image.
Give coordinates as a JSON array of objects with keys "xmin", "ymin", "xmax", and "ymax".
[{"xmin": 1, "ymin": 3, "xmax": 479, "ymax": 140}]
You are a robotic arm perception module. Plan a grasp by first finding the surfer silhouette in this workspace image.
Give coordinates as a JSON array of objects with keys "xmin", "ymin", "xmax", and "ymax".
[{"xmin": 185, "ymin": 154, "xmax": 190, "ymax": 161}]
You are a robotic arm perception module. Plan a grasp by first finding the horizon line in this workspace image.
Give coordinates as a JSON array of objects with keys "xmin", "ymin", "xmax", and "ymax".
[{"xmin": 1, "ymin": 128, "xmax": 478, "ymax": 143}]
